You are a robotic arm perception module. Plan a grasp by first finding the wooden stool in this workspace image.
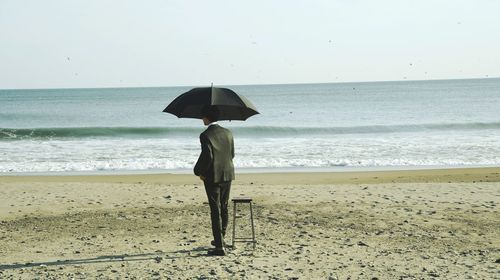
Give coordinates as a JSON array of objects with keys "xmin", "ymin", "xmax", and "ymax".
[{"xmin": 231, "ymin": 197, "xmax": 256, "ymax": 249}]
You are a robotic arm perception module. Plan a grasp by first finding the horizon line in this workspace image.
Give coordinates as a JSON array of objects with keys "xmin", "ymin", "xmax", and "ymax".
[{"xmin": 1, "ymin": 76, "xmax": 499, "ymax": 91}]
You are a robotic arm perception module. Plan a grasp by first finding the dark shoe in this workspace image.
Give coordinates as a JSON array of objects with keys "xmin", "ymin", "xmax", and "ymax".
[
  {"xmin": 211, "ymin": 240, "xmax": 227, "ymax": 247},
  {"xmin": 207, "ymin": 249, "xmax": 225, "ymax": 256}
]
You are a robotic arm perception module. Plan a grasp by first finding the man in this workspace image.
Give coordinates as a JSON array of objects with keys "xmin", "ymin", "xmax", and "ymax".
[{"xmin": 194, "ymin": 105, "xmax": 235, "ymax": 256}]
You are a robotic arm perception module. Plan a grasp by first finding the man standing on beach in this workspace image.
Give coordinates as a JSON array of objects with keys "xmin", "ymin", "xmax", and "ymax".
[{"xmin": 194, "ymin": 106, "xmax": 235, "ymax": 256}]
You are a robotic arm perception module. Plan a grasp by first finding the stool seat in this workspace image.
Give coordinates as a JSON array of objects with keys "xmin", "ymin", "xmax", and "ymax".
[{"xmin": 232, "ymin": 197, "xmax": 252, "ymax": 203}]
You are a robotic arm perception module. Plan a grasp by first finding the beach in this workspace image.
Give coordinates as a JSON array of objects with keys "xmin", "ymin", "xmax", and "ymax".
[
  {"xmin": 1, "ymin": 167, "xmax": 499, "ymax": 279},
  {"xmin": 2, "ymin": 0, "xmax": 500, "ymax": 278}
]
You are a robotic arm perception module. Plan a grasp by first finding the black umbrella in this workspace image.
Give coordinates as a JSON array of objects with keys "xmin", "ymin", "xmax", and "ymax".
[{"xmin": 163, "ymin": 86, "xmax": 259, "ymax": 121}]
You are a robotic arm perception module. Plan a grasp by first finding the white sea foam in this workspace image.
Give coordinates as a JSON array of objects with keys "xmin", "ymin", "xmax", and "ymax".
[{"xmin": 1, "ymin": 130, "xmax": 500, "ymax": 173}]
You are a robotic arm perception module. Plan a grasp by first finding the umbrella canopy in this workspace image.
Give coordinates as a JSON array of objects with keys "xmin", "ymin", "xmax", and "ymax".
[{"xmin": 163, "ymin": 87, "xmax": 259, "ymax": 121}]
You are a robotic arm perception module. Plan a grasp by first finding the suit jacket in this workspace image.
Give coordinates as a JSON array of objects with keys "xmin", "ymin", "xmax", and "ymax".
[{"xmin": 194, "ymin": 124, "xmax": 235, "ymax": 183}]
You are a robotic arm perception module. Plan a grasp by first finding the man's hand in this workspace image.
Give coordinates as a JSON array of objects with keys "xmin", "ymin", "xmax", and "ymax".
[{"xmin": 199, "ymin": 175, "xmax": 206, "ymax": 181}]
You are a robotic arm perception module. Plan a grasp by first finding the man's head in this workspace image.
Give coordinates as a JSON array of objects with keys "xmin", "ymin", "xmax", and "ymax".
[{"xmin": 201, "ymin": 105, "xmax": 220, "ymax": 125}]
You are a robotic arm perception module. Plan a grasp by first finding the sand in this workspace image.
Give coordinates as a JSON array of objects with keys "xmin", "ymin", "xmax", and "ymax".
[{"xmin": 0, "ymin": 167, "xmax": 499, "ymax": 279}]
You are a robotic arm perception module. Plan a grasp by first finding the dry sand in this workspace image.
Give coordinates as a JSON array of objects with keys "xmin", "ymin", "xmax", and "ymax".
[{"xmin": 0, "ymin": 168, "xmax": 499, "ymax": 279}]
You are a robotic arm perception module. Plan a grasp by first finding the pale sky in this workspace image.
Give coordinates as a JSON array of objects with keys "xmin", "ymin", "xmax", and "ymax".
[{"xmin": 1, "ymin": 0, "xmax": 499, "ymax": 89}]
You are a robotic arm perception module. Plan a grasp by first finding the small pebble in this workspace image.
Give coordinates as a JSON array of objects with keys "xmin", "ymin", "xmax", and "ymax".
[{"xmin": 357, "ymin": 241, "xmax": 369, "ymax": 247}]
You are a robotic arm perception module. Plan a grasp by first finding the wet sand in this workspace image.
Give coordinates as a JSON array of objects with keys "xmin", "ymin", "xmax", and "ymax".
[{"xmin": 1, "ymin": 167, "xmax": 499, "ymax": 279}]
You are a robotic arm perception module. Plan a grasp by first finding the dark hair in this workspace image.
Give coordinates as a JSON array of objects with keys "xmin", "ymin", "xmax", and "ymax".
[{"xmin": 201, "ymin": 105, "xmax": 220, "ymax": 122}]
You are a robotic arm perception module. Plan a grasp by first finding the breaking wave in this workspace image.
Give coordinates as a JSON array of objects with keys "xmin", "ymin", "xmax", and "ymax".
[{"xmin": 2, "ymin": 122, "xmax": 500, "ymax": 140}]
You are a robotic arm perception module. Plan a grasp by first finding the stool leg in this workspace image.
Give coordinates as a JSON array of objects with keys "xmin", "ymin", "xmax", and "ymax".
[
  {"xmin": 249, "ymin": 202, "xmax": 256, "ymax": 249},
  {"xmin": 232, "ymin": 201, "xmax": 237, "ymax": 248}
]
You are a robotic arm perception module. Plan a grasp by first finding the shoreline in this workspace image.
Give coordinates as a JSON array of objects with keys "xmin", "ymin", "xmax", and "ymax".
[
  {"xmin": 3, "ymin": 164, "xmax": 500, "ymax": 176},
  {"xmin": 1, "ymin": 166, "xmax": 499, "ymax": 184}
]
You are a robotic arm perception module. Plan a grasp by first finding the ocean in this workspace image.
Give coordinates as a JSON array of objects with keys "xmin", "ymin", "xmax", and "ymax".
[{"xmin": 1, "ymin": 78, "xmax": 500, "ymax": 174}]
